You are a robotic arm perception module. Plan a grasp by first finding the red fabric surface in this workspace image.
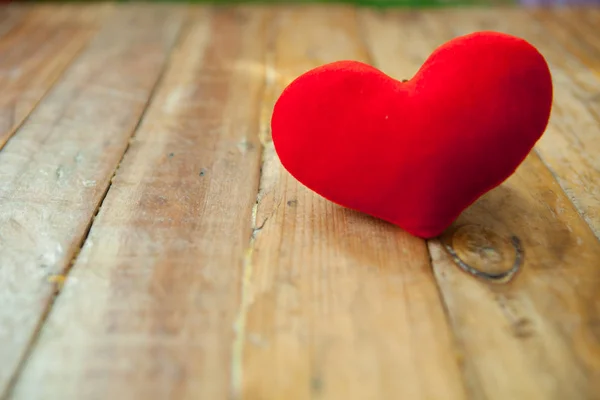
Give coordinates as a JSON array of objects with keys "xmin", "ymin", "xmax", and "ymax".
[{"xmin": 271, "ymin": 31, "xmax": 553, "ymax": 238}]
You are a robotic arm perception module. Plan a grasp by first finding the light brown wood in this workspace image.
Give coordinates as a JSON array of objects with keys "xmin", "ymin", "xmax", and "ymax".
[
  {"xmin": 1, "ymin": 5, "xmax": 599, "ymax": 400},
  {"xmin": 240, "ymin": 7, "xmax": 466, "ymax": 400},
  {"xmin": 527, "ymin": 8, "xmax": 600, "ymax": 238},
  {"xmin": 0, "ymin": 6, "xmax": 26, "ymax": 38},
  {"xmin": 10, "ymin": 7, "xmax": 269, "ymax": 399},
  {"xmin": 361, "ymin": 9, "xmax": 600, "ymax": 399},
  {"xmin": 423, "ymin": 7, "xmax": 600, "ymax": 238},
  {"xmin": 0, "ymin": 6, "xmax": 101, "ymax": 149},
  {"xmin": 0, "ymin": 6, "xmax": 182, "ymax": 396},
  {"xmin": 24, "ymin": 2, "xmax": 114, "ymax": 26},
  {"xmin": 429, "ymin": 154, "xmax": 600, "ymax": 400}
]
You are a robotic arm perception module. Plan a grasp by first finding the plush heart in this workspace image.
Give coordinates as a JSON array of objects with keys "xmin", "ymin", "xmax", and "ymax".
[{"xmin": 271, "ymin": 31, "xmax": 553, "ymax": 239}]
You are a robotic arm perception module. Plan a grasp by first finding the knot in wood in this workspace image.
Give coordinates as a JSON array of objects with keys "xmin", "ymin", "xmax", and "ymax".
[{"xmin": 441, "ymin": 224, "xmax": 523, "ymax": 283}]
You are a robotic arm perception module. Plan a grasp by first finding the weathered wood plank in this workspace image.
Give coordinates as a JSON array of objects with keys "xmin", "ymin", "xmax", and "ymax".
[
  {"xmin": 431, "ymin": 7, "xmax": 600, "ymax": 238},
  {"xmin": 0, "ymin": 6, "xmax": 107, "ymax": 150},
  {"xmin": 10, "ymin": 7, "xmax": 269, "ymax": 399},
  {"xmin": 361, "ymin": 9, "xmax": 600, "ymax": 399},
  {"xmin": 24, "ymin": 2, "xmax": 114, "ymax": 26},
  {"xmin": 239, "ymin": 7, "xmax": 466, "ymax": 400},
  {"xmin": 0, "ymin": 5, "xmax": 26, "ymax": 38},
  {"xmin": 0, "ymin": 6, "xmax": 182, "ymax": 396},
  {"xmin": 526, "ymin": 8, "xmax": 600, "ymax": 238},
  {"xmin": 428, "ymin": 154, "xmax": 600, "ymax": 400}
]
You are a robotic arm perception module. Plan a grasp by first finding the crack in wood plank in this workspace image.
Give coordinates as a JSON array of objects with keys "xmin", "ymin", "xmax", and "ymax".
[
  {"xmin": 8, "ymin": 7, "xmax": 270, "ymax": 399},
  {"xmin": 0, "ymin": 7, "xmax": 103, "ymax": 151},
  {"xmin": 524, "ymin": 7, "xmax": 600, "ymax": 238},
  {"xmin": 240, "ymin": 7, "xmax": 466, "ymax": 400},
  {"xmin": 362, "ymin": 7, "xmax": 600, "ymax": 399},
  {"xmin": 0, "ymin": 4, "xmax": 598, "ymax": 400},
  {"xmin": 4, "ymin": 17, "xmax": 190, "ymax": 397},
  {"xmin": 0, "ymin": 5, "xmax": 184, "ymax": 397},
  {"xmin": 230, "ymin": 19, "xmax": 277, "ymax": 398}
]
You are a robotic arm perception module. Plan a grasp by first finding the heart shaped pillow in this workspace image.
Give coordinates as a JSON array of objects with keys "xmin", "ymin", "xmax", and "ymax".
[{"xmin": 271, "ymin": 31, "xmax": 553, "ymax": 238}]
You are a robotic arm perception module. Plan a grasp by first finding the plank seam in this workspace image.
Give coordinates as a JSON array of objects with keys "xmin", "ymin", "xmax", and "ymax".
[
  {"xmin": 0, "ymin": 17, "xmax": 102, "ymax": 152},
  {"xmin": 230, "ymin": 11, "xmax": 277, "ymax": 400},
  {"xmin": 421, "ymin": 9, "xmax": 600, "ymax": 397},
  {"xmin": 354, "ymin": 8, "xmax": 473, "ymax": 398},
  {"xmin": 0, "ymin": 15, "xmax": 188, "ymax": 400},
  {"xmin": 530, "ymin": 9, "xmax": 600, "ymax": 130},
  {"xmin": 532, "ymin": 147, "xmax": 600, "ymax": 242},
  {"xmin": 525, "ymin": 10, "xmax": 600, "ymax": 241},
  {"xmin": 425, "ymin": 240, "xmax": 473, "ymax": 396}
]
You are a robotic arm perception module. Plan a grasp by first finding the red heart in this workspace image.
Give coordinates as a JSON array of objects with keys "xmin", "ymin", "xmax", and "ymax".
[{"xmin": 271, "ymin": 31, "xmax": 553, "ymax": 238}]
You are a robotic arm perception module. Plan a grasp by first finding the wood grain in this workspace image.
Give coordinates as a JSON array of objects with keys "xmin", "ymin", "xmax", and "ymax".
[
  {"xmin": 425, "ymin": 7, "xmax": 600, "ymax": 238},
  {"xmin": 361, "ymin": 9, "xmax": 600, "ymax": 399},
  {"xmin": 1, "ymin": 4, "xmax": 598, "ymax": 400},
  {"xmin": 0, "ymin": 5, "xmax": 26, "ymax": 38},
  {"xmin": 24, "ymin": 2, "xmax": 114, "ymax": 26},
  {"xmin": 240, "ymin": 7, "xmax": 466, "ymax": 400},
  {"xmin": 0, "ymin": 6, "xmax": 105, "ymax": 150},
  {"xmin": 0, "ymin": 6, "xmax": 182, "ymax": 397},
  {"xmin": 9, "ymin": 7, "xmax": 269, "ymax": 399},
  {"xmin": 527, "ymin": 8, "xmax": 600, "ymax": 238}
]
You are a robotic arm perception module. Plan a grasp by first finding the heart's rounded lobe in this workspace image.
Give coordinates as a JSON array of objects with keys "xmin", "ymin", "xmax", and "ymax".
[{"xmin": 271, "ymin": 31, "xmax": 553, "ymax": 238}]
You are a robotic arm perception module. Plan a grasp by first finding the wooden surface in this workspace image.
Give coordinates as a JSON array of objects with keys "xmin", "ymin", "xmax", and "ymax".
[{"xmin": 0, "ymin": 3, "xmax": 598, "ymax": 400}]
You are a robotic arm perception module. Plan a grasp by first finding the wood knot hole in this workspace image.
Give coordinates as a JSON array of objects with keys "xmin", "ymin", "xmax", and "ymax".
[{"xmin": 441, "ymin": 224, "xmax": 523, "ymax": 283}]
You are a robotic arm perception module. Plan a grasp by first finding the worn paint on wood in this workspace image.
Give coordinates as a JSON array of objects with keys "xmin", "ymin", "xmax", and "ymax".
[
  {"xmin": 239, "ymin": 7, "xmax": 466, "ymax": 400},
  {"xmin": 361, "ymin": 9, "xmax": 600, "ymax": 399},
  {"xmin": 0, "ymin": 6, "xmax": 182, "ymax": 396},
  {"xmin": 9, "ymin": 7, "xmax": 270, "ymax": 400}
]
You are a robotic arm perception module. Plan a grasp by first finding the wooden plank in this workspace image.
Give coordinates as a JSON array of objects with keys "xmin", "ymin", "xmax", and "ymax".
[
  {"xmin": 0, "ymin": 5, "xmax": 26, "ymax": 38},
  {"xmin": 239, "ymin": 7, "xmax": 466, "ymax": 400},
  {"xmin": 24, "ymin": 2, "xmax": 114, "ymax": 26},
  {"xmin": 0, "ymin": 5, "xmax": 107, "ymax": 150},
  {"xmin": 531, "ymin": 8, "xmax": 600, "ymax": 77},
  {"xmin": 0, "ymin": 5, "xmax": 183, "ymax": 396},
  {"xmin": 360, "ymin": 9, "xmax": 600, "ymax": 399},
  {"xmin": 9, "ymin": 7, "xmax": 269, "ymax": 399},
  {"xmin": 525, "ymin": 8, "xmax": 600, "ymax": 238},
  {"xmin": 422, "ymin": 6, "xmax": 600, "ymax": 238}
]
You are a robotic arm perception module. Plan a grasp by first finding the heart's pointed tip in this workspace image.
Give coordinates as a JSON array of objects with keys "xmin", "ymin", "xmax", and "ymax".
[{"xmin": 394, "ymin": 221, "xmax": 451, "ymax": 241}]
